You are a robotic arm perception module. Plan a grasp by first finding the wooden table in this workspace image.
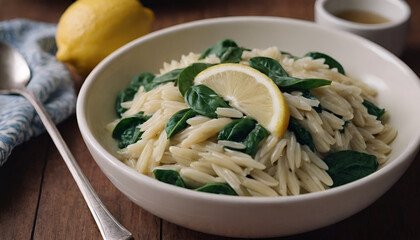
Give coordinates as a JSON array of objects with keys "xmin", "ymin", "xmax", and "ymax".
[{"xmin": 1, "ymin": 0, "xmax": 419, "ymax": 239}]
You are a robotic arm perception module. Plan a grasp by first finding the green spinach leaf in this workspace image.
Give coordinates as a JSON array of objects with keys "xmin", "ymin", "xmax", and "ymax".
[
  {"xmin": 272, "ymin": 76, "xmax": 331, "ymax": 91},
  {"xmin": 153, "ymin": 169, "xmax": 238, "ymax": 195},
  {"xmin": 184, "ymin": 84, "xmax": 230, "ymax": 118},
  {"xmin": 178, "ymin": 63, "xmax": 215, "ymax": 96},
  {"xmin": 249, "ymin": 56, "xmax": 290, "ymax": 77},
  {"xmin": 199, "ymin": 39, "xmax": 249, "ymax": 63},
  {"xmin": 200, "ymin": 39, "xmax": 238, "ymax": 59},
  {"xmin": 249, "ymin": 57, "xmax": 331, "ymax": 91},
  {"xmin": 119, "ymin": 128, "xmax": 143, "ymax": 149},
  {"xmin": 115, "ymin": 87, "xmax": 137, "ymax": 117},
  {"xmin": 153, "ymin": 68, "xmax": 184, "ymax": 85},
  {"xmin": 304, "ymin": 52, "xmax": 345, "ymax": 75},
  {"xmin": 195, "ymin": 183, "xmax": 238, "ymax": 195},
  {"xmin": 280, "ymin": 51, "xmax": 300, "ymax": 60},
  {"xmin": 362, "ymin": 100, "xmax": 385, "ymax": 120},
  {"xmin": 324, "ymin": 150, "xmax": 378, "ymax": 187},
  {"xmin": 218, "ymin": 46, "xmax": 247, "ymax": 63},
  {"xmin": 130, "ymin": 72, "xmax": 156, "ymax": 91},
  {"xmin": 218, "ymin": 118, "xmax": 268, "ymax": 156},
  {"xmin": 165, "ymin": 108, "xmax": 197, "ymax": 139},
  {"xmin": 153, "ymin": 169, "xmax": 186, "ymax": 188},
  {"xmin": 115, "ymin": 73, "xmax": 156, "ymax": 117},
  {"xmin": 301, "ymin": 90, "xmax": 322, "ymax": 113},
  {"xmin": 243, "ymin": 124, "xmax": 269, "ymax": 156},
  {"xmin": 301, "ymin": 90, "xmax": 318, "ymax": 101},
  {"xmin": 112, "ymin": 112, "xmax": 150, "ymax": 148},
  {"xmin": 218, "ymin": 118, "xmax": 256, "ymax": 142},
  {"xmin": 288, "ymin": 117, "xmax": 315, "ymax": 151}
]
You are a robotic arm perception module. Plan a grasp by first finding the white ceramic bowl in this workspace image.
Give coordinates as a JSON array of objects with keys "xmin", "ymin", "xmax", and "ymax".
[{"xmin": 76, "ymin": 16, "xmax": 420, "ymax": 238}]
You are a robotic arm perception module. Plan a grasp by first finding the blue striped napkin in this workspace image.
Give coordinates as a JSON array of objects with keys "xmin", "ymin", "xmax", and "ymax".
[{"xmin": 0, "ymin": 19, "xmax": 76, "ymax": 166}]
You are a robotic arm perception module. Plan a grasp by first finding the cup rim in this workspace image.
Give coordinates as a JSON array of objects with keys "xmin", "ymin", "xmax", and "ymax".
[{"xmin": 315, "ymin": 0, "xmax": 411, "ymax": 30}]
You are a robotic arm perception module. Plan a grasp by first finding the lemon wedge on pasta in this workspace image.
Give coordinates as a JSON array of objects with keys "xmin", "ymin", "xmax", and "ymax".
[{"xmin": 194, "ymin": 63, "xmax": 289, "ymax": 137}]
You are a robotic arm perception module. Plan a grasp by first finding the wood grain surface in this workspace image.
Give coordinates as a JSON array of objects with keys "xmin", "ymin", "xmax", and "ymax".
[{"xmin": 0, "ymin": 0, "xmax": 419, "ymax": 239}]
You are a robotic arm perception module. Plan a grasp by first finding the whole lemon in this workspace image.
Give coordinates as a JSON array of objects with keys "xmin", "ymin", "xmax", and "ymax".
[{"xmin": 56, "ymin": 0, "xmax": 154, "ymax": 76}]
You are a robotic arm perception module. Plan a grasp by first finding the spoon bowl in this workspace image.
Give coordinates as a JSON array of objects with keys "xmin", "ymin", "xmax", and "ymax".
[
  {"xmin": 0, "ymin": 41, "xmax": 132, "ymax": 240},
  {"xmin": 0, "ymin": 42, "xmax": 31, "ymax": 91}
]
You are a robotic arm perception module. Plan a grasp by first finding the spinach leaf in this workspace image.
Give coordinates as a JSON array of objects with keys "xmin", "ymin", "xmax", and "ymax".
[
  {"xmin": 218, "ymin": 118, "xmax": 256, "ymax": 142},
  {"xmin": 324, "ymin": 150, "xmax": 378, "ymax": 187},
  {"xmin": 249, "ymin": 57, "xmax": 331, "ymax": 91},
  {"xmin": 165, "ymin": 108, "xmax": 197, "ymax": 139},
  {"xmin": 218, "ymin": 119, "xmax": 268, "ymax": 156},
  {"xmin": 195, "ymin": 183, "xmax": 238, "ymax": 195},
  {"xmin": 280, "ymin": 51, "xmax": 346, "ymax": 75},
  {"xmin": 115, "ymin": 73, "xmax": 156, "ymax": 117},
  {"xmin": 280, "ymin": 51, "xmax": 300, "ymax": 60},
  {"xmin": 112, "ymin": 112, "xmax": 150, "ymax": 148},
  {"xmin": 133, "ymin": 69, "xmax": 183, "ymax": 95},
  {"xmin": 153, "ymin": 169, "xmax": 238, "ymax": 195},
  {"xmin": 301, "ymin": 90, "xmax": 318, "ymax": 100},
  {"xmin": 243, "ymin": 124, "xmax": 269, "ymax": 156},
  {"xmin": 304, "ymin": 52, "xmax": 345, "ymax": 75},
  {"xmin": 178, "ymin": 63, "xmax": 215, "ymax": 96},
  {"xmin": 115, "ymin": 87, "xmax": 137, "ymax": 117},
  {"xmin": 302, "ymin": 90, "xmax": 322, "ymax": 113},
  {"xmin": 119, "ymin": 127, "xmax": 143, "ymax": 149},
  {"xmin": 200, "ymin": 39, "xmax": 238, "ymax": 59},
  {"xmin": 153, "ymin": 68, "xmax": 184, "ymax": 85},
  {"xmin": 130, "ymin": 72, "xmax": 156, "ymax": 91},
  {"xmin": 127, "ymin": 69, "xmax": 183, "ymax": 98},
  {"xmin": 115, "ymin": 67, "xmax": 190, "ymax": 117},
  {"xmin": 153, "ymin": 169, "xmax": 186, "ymax": 188},
  {"xmin": 184, "ymin": 84, "xmax": 230, "ymax": 118},
  {"xmin": 218, "ymin": 46, "xmax": 247, "ymax": 63},
  {"xmin": 249, "ymin": 56, "xmax": 290, "ymax": 77},
  {"xmin": 272, "ymin": 76, "xmax": 331, "ymax": 91},
  {"xmin": 288, "ymin": 117, "xmax": 315, "ymax": 151},
  {"xmin": 199, "ymin": 39, "xmax": 249, "ymax": 63},
  {"xmin": 362, "ymin": 100, "xmax": 385, "ymax": 120}
]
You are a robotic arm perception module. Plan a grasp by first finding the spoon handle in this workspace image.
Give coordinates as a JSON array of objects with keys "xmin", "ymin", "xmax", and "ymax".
[{"xmin": 17, "ymin": 88, "xmax": 133, "ymax": 240}]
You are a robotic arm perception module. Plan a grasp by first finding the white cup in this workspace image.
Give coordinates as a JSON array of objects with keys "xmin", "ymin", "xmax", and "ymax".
[{"xmin": 315, "ymin": 0, "xmax": 411, "ymax": 56}]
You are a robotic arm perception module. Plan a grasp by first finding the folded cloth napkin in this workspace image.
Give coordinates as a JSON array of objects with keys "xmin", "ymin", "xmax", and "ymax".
[{"xmin": 0, "ymin": 19, "xmax": 76, "ymax": 166}]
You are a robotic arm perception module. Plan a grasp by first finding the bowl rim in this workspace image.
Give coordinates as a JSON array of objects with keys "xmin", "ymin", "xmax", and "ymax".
[{"xmin": 77, "ymin": 16, "xmax": 420, "ymax": 204}]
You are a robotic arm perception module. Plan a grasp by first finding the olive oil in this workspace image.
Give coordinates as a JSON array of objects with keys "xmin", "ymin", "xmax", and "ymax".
[{"xmin": 334, "ymin": 10, "xmax": 390, "ymax": 24}]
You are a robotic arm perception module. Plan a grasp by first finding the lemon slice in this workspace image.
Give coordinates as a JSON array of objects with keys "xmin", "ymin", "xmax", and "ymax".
[{"xmin": 194, "ymin": 63, "xmax": 290, "ymax": 137}]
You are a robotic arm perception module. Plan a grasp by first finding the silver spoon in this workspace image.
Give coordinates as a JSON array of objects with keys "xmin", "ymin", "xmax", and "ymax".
[{"xmin": 0, "ymin": 41, "xmax": 133, "ymax": 240}]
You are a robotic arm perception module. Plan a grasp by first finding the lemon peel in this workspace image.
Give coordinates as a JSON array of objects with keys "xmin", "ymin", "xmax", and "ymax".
[{"xmin": 56, "ymin": 0, "xmax": 154, "ymax": 76}]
